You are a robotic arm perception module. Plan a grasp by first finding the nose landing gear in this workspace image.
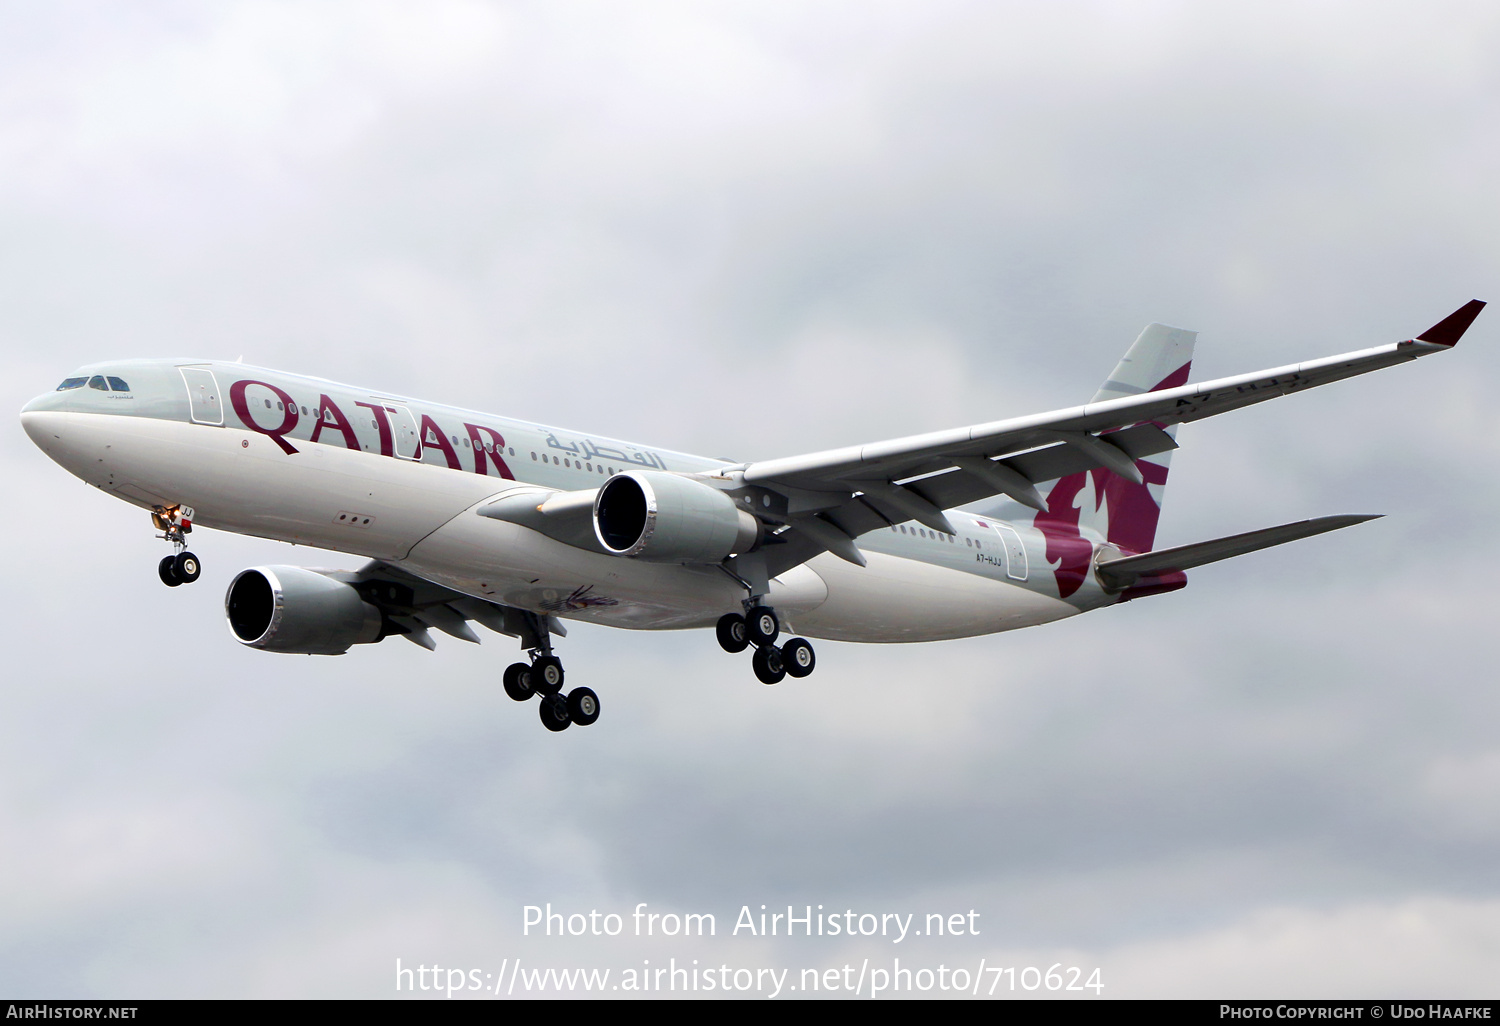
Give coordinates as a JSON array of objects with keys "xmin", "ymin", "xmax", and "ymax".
[
  {"xmin": 153, "ymin": 506, "xmax": 202, "ymax": 587},
  {"xmin": 501, "ymin": 611, "xmax": 599, "ymax": 733}
]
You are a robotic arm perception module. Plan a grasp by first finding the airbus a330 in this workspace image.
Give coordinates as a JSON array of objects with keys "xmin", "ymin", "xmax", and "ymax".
[{"xmin": 21, "ymin": 301, "xmax": 1483, "ymax": 732}]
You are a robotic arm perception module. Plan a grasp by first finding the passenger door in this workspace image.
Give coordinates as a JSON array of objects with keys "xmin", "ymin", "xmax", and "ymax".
[
  {"xmin": 179, "ymin": 367, "xmax": 224, "ymax": 425},
  {"xmin": 992, "ymin": 523, "xmax": 1029, "ymax": 581},
  {"xmin": 385, "ymin": 405, "xmax": 421, "ymax": 460}
]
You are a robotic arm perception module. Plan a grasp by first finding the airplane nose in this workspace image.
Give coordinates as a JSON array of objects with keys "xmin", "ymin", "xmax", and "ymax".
[
  {"xmin": 20, "ymin": 392, "xmax": 55, "ymax": 415},
  {"xmin": 21, "ymin": 410, "xmax": 64, "ymax": 457},
  {"xmin": 21, "ymin": 409, "xmax": 116, "ymax": 487}
]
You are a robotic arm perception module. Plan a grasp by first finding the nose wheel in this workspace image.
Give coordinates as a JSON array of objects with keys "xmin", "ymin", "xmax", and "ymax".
[
  {"xmin": 719, "ymin": 605, "xmax": 817, "ymax": 685},
  {"xmin": 157, "ymin": 551, "xmax": 202, "ymax": 587},
  {"xmin": 153, "ymin": 506, "xmax": 203, "ymax": 586}
]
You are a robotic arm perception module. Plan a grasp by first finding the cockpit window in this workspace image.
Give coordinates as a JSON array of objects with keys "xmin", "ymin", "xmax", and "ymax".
[
  {"xmin": 88, "ymin": 375, "xmax": 108, "ymax": 391},
  {"xmin": 107, "ymin": 376, "xmax": 130, "ymax": 391},
  {"xmin": 56, "ymin": 377, "xmax": 87, "ymax": 391}
]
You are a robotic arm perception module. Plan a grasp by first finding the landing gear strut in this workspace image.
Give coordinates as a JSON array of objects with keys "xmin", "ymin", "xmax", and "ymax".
[
  {"xmin": 501, "ymin": 611, "xmax": 599, "ymax": 732},
  {"xmin": 153, "ymin": 505, "xmax": 201, "ymax": 587},
  {"xmin": 719, "ymin": 598, "xmax": 817, "ymax": 686}
]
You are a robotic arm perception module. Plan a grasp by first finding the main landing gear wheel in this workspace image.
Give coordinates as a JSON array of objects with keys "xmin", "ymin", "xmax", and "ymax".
[
  {"xmin": 503, "ymin": 662, "xmax": 534, "ymax": 702},
  {"xmin": 539, "ymin": 692, "xmax": 571, "ymax": 732},
  {"xmin": 752, "ymin": 645, "xmax": 786, "ymax": 685},
  {"xmin": 173, "ymin": 551, "xmax": 201, "ymax": 584},
  {"xmin": 567, "ymin": 687, "xmax": 600, "ymax": 726},
  {"xmin": 716, "ymin": 613, "xmax": 750, "ymax": 653},
  {"xmin": 530, "ymin": 655, "xmax": 564, "ymax": 694},
  {"xmin": 746, "ymin": 605, "xmax": 779, "ymax": 646},
  {"xmin": 158, "ymin": 556, "xmax": 182, "ymax": 587},
  {"xmin": 781, "ymin": 637, "xmax": 816, "ymax": 678}
]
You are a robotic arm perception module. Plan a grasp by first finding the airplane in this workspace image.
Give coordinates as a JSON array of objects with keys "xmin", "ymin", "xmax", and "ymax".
[{"xmin": 19, "ymin": 300, "xmax": 1484, "ymax": 732}]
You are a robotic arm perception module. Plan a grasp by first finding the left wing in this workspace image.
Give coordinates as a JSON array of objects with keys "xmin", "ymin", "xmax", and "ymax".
[
  {"xmin": 720, "ymin": 301, "xmax": 1482, "ymax": 575},
  {"xmin": 329, "ymin": 561, "xmax": 564, "ymax": 651}
]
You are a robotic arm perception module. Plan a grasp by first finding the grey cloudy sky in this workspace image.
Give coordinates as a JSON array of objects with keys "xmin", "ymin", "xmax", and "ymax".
[{"xmin": 3, "ymin": 0, "xmax": 1499, "ymax": 999}]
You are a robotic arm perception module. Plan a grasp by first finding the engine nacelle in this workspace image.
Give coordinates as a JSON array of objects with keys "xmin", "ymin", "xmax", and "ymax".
[
  {"xmin": 594, "ymin": 471, "xmax": 760, "ymax": 564},
  {"xmin": 225, "ymin": 566, "xmax": 383, "ymax": 655}
]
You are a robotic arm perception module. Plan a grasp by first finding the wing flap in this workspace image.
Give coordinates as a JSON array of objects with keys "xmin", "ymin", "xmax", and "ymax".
[{"xmin": 867, "ymin": 422, "xmax": 1177, "ymax": 516}]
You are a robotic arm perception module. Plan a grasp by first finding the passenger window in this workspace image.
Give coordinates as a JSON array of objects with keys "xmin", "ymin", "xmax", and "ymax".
[
  {"xmin": 56, "ymin": 377, "xmax": 87, "ymax": 391},
  {"xmin": 107, "ymin": 376, "xmax": 130, "ymax": 391},
  {"xmin": 564, "ymin": 459, "xmax": 570, "ymax": 468},
  {"xmin": 88, "ymin": 375, "xmax": 108, "ymax": 390},
  {"xmin": 531, "ymin": 452, "xmax": 537, "ymax": 460}
]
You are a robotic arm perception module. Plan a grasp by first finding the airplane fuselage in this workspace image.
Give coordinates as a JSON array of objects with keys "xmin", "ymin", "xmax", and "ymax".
[{"xmin": 21, "ymin": 358, "xmax": 1100, "ymax": 644}]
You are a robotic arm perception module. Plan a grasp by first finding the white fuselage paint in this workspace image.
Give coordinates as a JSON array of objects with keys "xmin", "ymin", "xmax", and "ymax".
[{"xmin": 22, "ymin": 359, "xmax": 1100, "ymax": 644}]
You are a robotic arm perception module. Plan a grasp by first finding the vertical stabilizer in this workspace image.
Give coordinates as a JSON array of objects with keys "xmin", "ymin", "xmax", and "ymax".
[{"xmin": 1029, "ymin": 323, "xmax": 1196, "ymax": 597}]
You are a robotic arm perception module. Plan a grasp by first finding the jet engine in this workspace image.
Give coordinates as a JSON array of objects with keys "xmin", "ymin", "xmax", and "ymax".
[
  {"xmin": 594, "ymin": 471, "xmax": 760, "ymax": 564},
  {"xmin": 225, "ymin": 566, "xmax": 383, "ymax": 655}
]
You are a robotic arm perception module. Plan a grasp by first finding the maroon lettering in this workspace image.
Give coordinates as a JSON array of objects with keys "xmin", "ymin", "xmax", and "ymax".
[
  {"xmin": 465, "ymin": 423, "xmax": 514, "ymax": 479},
  {"xmin": 310, "ymin": 394, "xmax": 360, "ymax": 450},
  {"xmin": 229, "ymin": 379, "xmax": 300, "ymax": 455},
  {"xmin": 419, "ymin": 414, "xmax": 461, "ymax": 470},
  {"xmin": 355, "ymin": 402, "xmax": 394, "ymax": 457}
]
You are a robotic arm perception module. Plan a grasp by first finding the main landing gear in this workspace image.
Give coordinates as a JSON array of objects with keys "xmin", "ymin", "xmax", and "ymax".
[
  {"xmin": 153, "ymin": 505, "xmax": 202, "ymax": 587},
  {"xmin": 716, "ymin": 603, "xmax": 816, "ymax": 686},
  {"xmin": 501, "ymin": 612, "xmax": 599, "ymax": 733}
]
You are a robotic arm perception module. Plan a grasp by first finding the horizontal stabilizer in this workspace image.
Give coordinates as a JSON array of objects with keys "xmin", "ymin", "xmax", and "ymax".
[{"xmin": 1096, "ymin": 514, "xmax": 1382, "ymax": 589}]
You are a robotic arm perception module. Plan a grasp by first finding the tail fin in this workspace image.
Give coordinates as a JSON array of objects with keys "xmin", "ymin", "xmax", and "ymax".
[
  {"xmin": 1089, "ymin": 323, "xmax": 1196, "ymax": 405},
  {"xmin": 1029, "ymin": 323, "xmax": 1196, "ymax": 596}
]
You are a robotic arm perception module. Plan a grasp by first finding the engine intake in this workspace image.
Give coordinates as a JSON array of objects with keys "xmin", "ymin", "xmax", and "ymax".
[
  {"xmin": 594, "ymin": 471, "xmax": 759, "ymax": 564},
  {"xmin": 226, "ymin": 566, "xmax": 383, "ymax": 655}
]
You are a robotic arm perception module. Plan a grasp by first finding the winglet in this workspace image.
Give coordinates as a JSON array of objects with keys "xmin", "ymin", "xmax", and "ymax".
[{"xmin": 1415, "ymin": 300, "xmax": 1485, "ymax": 347}]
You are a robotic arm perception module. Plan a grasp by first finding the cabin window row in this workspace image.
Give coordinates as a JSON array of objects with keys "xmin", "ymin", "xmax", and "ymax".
[
  {"xmin": 890, "ymin": 523, "xmax": 958, "ymax": 543},
  {"xmin": 530, "ymin": 452, "xmax": 615, "ymax": 475},
  {"xmin": 890, "ymin": 523, "xmax": 987, "ymax": 548}
]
